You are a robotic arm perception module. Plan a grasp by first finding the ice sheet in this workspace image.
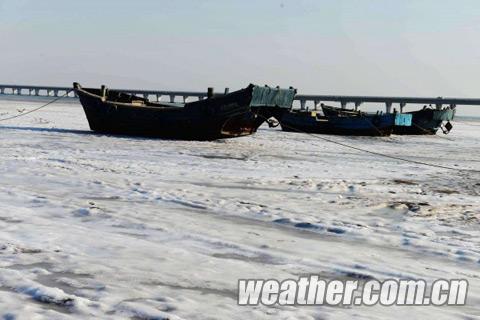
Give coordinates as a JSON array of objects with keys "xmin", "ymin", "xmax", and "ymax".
[{"xmin": 0, "ymin": 100, "xmax": 479, "ymax": 319}]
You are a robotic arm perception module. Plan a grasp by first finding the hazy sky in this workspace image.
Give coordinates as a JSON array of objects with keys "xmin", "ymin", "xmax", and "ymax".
[{"xmin": 1, "ymin": 0, "xmax": 480, "ymax": 102}]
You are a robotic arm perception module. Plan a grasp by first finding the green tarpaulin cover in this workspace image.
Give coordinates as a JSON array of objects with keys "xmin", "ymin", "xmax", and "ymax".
[
  {"xmin": 250, "ymin": 85, "xmax": 296, "ymax": 108},
  {"xmin": 432, "ymin": 109, "xmax": 456, "ymax": 121}
]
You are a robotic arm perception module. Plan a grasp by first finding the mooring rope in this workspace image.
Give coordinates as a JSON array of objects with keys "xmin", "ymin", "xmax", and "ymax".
[
  {"xmin": 0, "ymin": 90, "xmax": 72, "ymax": 122},
  {"xmin": 259, "ymin": 114, "xmax": 480, "ymax": 173}
]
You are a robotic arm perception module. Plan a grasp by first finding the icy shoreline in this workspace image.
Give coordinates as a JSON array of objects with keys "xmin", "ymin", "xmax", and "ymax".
[{"xmin": 0, "ymin": 100, "xmax": 479, "ymax": 319}]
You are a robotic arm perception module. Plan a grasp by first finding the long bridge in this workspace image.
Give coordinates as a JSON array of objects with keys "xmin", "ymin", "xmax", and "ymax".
[{"xmin": 2, "ymin": 83, "xmax": 480, "ymax": 113}]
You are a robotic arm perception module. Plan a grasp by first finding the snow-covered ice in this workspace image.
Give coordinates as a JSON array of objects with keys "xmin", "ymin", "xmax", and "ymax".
[{"xmin": 0, "ymin": 99, "xmax": 479, "ymax": 319}]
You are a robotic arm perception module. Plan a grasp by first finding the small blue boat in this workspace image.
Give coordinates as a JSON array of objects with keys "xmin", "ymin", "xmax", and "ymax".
[{"xmin": 281, "ymin": 105, "xmax": 412, "ymax": 136}]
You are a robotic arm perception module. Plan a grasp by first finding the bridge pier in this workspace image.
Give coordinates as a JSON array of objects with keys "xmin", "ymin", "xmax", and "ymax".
[
  {"xmin": 400, "ymin": 102, "xmax": 406, "ymax": 113},
  {"xmin": 385, "ymin": 102, "xmax": 392, "ymax": 114},
  {"xmin": 300, "ymin": 100, "xmax": 306, "ymax": 110},
  {"xmin": 354, "ymin": 102, "xmax": 362, "ymax": 111},
  {"xmin": 314, "ymin": 100, "xmax": 320, "ymax": 110},
  {"xmin": 341, "ymin": 101, "xmax": 347, "ymax": 109},
  {"xmin": 169, "ymin": 95, "xmax": 175, "ymax": 103}
]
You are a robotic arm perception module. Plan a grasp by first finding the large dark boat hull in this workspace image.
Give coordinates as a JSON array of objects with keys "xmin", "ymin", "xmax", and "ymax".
[
  {"xmin": 393, "ymin": 108, "xmax": 456, "ymax": 135},
  {"xmin": 74, "ymin": 83, "xmax": 295, "ymax": 140}
]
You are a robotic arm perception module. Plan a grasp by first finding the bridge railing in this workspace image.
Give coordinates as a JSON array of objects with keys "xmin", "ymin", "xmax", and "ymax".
[{"xmin": 0, "ymin": 84, "xmax": 211, "ymax": 103}]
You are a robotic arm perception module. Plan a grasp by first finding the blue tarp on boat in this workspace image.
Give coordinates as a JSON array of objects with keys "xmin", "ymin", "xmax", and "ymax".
[{"xmin": 394, "ymin": 113, "xmax": 413, "ymax": 126}]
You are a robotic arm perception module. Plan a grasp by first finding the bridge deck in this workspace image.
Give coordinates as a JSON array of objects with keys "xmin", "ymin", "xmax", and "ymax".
[{"xmin": 2, "ymin": 84, "xmax": 480, "ymax": 111}]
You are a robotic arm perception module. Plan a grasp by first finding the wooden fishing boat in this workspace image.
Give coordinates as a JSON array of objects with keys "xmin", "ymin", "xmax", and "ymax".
[
  {"xmin": 280, "ymin": 105, "xmax": 412, "ymax": 136},
  {"xmin": 74, "ymin": 83, "xmax": 295, "ymax": 140},
  {"xmin": 392, "ymin": 106, "xmax": 456, "ymax": 135},
  {"xmin": 323, "ymin": 104, "xmax": 455, "ymax": 135}
]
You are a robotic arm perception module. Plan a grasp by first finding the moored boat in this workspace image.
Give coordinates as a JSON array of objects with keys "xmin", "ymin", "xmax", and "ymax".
[
  {"xmin": 74, "ymin": 83, "xmax": 296, "ymax": 140},
  {"xmin": 281, "ymin": 105, "xmax": 412, "ymax": 136},
  {"xmin": 392, "ymin": 106, "xmax": 456, "ymax": 135}
]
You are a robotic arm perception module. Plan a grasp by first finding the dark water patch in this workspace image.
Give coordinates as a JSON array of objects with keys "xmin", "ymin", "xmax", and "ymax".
[
  {"xmin": 273, "ymin": 218, "xmax": 291, "ymax": 225},
  {"xmin": 212, "ymin": 252, "xmax": 286, "ymax": 265},
  {"xmin": 85, "ymin": 195, "xmax": 122, "ymax": 201},
  {"xmin": 239, "ymin": 201, "xmax": 267, "ymax": 208},
  {"xmin": 353, "ymin": 264, "xmax": 367, "ymax": 270},
  {"xmin": 154, "ymin": 197, "xmax": 207, "ymax": 210},
  {"xmin": 393, "ymin": 179, "xmax": 418, "ymax": 185},
  {"xmin": 336, "ymin": 269, "xmax": 375, "ymax": 281},
  {"xmin": 193, "ymin": 154, "xmax": 249, "ymax": 161},
  {"xmin": 0, "ymin": 217, "xmax": 23, "ymax": 224},
  {"xmin": 327, "ymin": 227, "xmax": 346, "ymax": 235},
  {"xmin": 433, "ymin": 189, "xmax": 459, "ymax": 194},
  {"xmin": 294, "ymin": 222, "xmax": 323, "ymax": 230},
  {"xmin": 116, "ymin": 231, "xmax": 150, "ymax": 240}
]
